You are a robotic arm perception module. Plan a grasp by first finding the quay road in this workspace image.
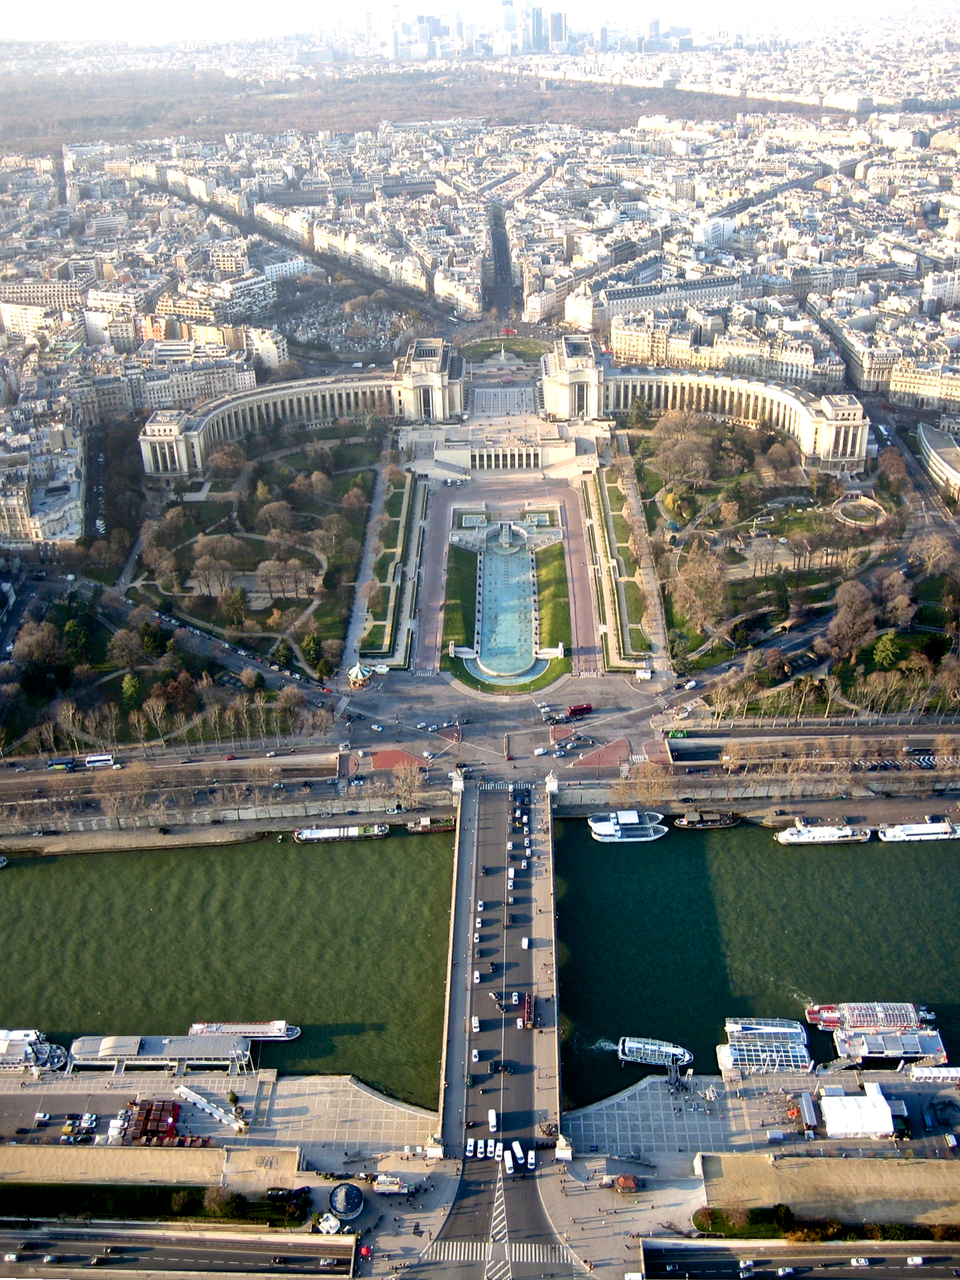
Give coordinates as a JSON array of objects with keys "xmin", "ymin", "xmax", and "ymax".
[
  {"xmin": 430, "ymin": 784, "xmax": 571, "ymax": 1277},
  {"xmin": 644, "ymin": 1241, "xmax": 960, "ymax": 1277},
  {"xmin": 0, "ymin": 1227, "xmax": 354, "ymax": 1275}
]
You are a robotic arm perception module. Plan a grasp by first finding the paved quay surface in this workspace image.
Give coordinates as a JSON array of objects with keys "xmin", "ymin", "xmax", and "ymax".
[{"xmin": 0, "ymin": 1071, "xmax": 438, "ymax": 1166}]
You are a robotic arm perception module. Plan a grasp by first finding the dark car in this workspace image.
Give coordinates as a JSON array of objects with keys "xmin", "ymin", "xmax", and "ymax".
[
  {"xmin": 266, "ymin": 1188, "xmax": 290, "ymax": 1199},
  {"xmin": 271, "ymin": 1257, "xmax": 288, "ymax": 1265}
]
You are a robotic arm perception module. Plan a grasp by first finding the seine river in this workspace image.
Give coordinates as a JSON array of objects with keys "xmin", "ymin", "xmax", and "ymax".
[
  {"xmin": 2, "ymin": 817, "xmax": 957, "ymax": 1115},
  {"xmin": 0, "ymin": 833, "xmax": 453, "ymax": 1109},
  {"xmin": 555, "ymin": 816, "xmax": 960, "ymax": 1110}
]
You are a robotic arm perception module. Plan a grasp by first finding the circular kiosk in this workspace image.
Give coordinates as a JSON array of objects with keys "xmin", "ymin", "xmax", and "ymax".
[{"xmin": 329, "ymin": 1182, "xmax": 364, "ymax": 1222}]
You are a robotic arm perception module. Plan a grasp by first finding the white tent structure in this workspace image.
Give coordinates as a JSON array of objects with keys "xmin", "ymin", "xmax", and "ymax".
[{"xmin": 820, "ymin": 1083, "xmax": 893, "ymax": 1139}]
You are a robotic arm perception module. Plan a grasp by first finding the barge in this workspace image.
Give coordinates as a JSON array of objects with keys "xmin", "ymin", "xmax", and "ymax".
[
  {"xmin": 188, "ymin": 1020, "xmax": 301, "ymax": 1041},
  {"xmin": 674, "ymin": 810, "xmax": 740, "ymax": 830},
  {"xmin": 294, "ymin": 824, "xmax": 389, "ymax": 842}
]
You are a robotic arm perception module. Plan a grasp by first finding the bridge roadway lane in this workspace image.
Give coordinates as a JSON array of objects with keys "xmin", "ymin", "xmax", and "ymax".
[{"xmin": 425, "ymin": 786, "xmax": 572, "ymax": 1278}]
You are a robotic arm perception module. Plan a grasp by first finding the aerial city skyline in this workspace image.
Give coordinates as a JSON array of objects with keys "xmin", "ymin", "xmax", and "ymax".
[{"xmin": 3, "ymin": 0, "xmax": 942, "ymax": 46}]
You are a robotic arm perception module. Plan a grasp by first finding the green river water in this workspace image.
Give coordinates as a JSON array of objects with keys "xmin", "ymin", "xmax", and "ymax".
[
  {"xmin": 0, "ymin": 833, "xmax": 452, "ymax": 1109},
  {"xmin": 1, "ymin": 818, "xmax": 957, "ymax": 1114},
  {"xmin": 555, "ymin": 817, "xmax": 960, "ymax": 1109}
]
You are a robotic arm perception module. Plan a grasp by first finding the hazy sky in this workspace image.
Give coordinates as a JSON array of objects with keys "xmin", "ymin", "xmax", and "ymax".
[{"xmin": 3, "ymin": 0, "xmax": 910, "ymax": 45}]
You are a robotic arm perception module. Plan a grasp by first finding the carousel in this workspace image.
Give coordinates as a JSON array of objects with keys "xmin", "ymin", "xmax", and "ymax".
[{"xmin": 347, "ymin": 662, "xmax": 373, "ymax": 689}]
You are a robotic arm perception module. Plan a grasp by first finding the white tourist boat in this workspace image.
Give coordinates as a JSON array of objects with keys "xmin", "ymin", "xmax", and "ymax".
[
  {"xmin": 775, "ymin": 817, "xmax": 871, "ymax": 845},
  {"xmin": 617, "ymin": 1036, "xmax": 693, "ymax": 1066},
  {"xmin": 877, "ymin": 818, "xmax": 960, "ymax": 842},
  {"xmin": 588, "ymin": 811, "xmax": 668, "ymax": 843}
]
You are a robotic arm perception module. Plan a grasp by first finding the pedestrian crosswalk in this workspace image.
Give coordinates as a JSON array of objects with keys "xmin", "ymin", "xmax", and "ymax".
[
  {"xmin": 424, "ymin": 1240, "xmax": 490, "ymax": 1261},
  {"xmin": 510, "ymin": 1242, "xmax": 575, "ymax": 1263},
  {"xmin": 423, "ymin": 1240, "xmax": 576, "ymax": 1264},
  {"xmin": 414, "ymin": 668, "xmax": 437, "ymax": 678}
]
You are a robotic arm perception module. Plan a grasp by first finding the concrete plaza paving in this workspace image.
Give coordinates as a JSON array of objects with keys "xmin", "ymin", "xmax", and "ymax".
[{"xmin": 0, "ymin": 1071, "xmax": 439, "ymax": 1168}]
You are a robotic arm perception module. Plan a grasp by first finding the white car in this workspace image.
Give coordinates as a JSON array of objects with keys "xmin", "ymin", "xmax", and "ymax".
[
  {"xmin": 777, "ymin": 1270, "xmax": 795, "ymax": 1277},
  {"xmin": 533, "ymin": 747, "xmax": 548, "ymax": 756},
  {"xmin": 850, "ymin": 1261, "xmax": 870, "ymax": 1269},
  {"xmin": 512, "ymin": 992, "xmax": 520, "ymax": 1005},
  {"xmin": 526, "ymin": 1149, "xmax": 535, "ymax": 1169},
  {"xmin": 422, "ymin": 751, "xmax": 434, "ymax": 760},
  {"xmin": 473, "ymin": 970, "xmax": 480, "ymax": 984},
  {"xmin": 371, "ymin": 724, "xmax": 383, "ymax": 732},
  {"xmin": 494, "ymin": 1141, "xmax": 503, "ymax": 1161},
  {"xmin": 471, "ymin": 1049, "xmax": 479, "ymax": 1063},
  {"xmin": 477, "ymin": 900, "xmax": 485, "ymax": 912},
  {"xmin": 465, "ymin": 1138, "xmax": 475, "ymax": 1157},
  {"xmin": 474, "ymin": 933, "xmax": 480, "ymax": 943},
  {"xmin": 416, "ymin": 722, "xmax": 427, "ymax": 730},
  {"xmin": 684, "ymin": 678, "xmax": 697, "ymax": 689},
  {"xmin": 475, "ymin": 917, "xmax": 482, "ymax": 929},
  {"xmin": 486, "ymin": 1139, "xmax": 495, "ymax": 1157},
  {"xmin": 475, "ymin": 1143, "xmax": 484, "ymax": 1159}
]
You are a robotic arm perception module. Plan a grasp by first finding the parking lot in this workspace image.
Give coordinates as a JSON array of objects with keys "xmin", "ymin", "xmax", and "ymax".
[{"xmin": 0, "ymin": 1090, "xmax": 141, "ymax": 1147}]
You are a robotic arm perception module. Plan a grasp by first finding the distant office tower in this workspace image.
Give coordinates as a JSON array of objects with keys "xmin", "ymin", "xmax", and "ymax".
[
  {"xmin": 549, "ymin": 10, "xmax": 566, "ymax": 47},
  {"xmin": 531, "ymin": 6, "xmax": 544, "ymax": 49},
  {"xmin": 391, "ymin": 28, "xmax": 400, "ymax": 58},
  {"xmin": 648, "ymin": 18, "xmax": 660, "ymax": 39},
  {"xmin": 595, "ymin": 24, "xmax": 607, "ymax": 50},
  {"xmin": 502, "ymin": 0, "xmax": 516, "ymax": 31}
]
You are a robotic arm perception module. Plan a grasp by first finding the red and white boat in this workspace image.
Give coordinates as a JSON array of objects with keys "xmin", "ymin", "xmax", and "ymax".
[{"xmin": 804, "ymin": 1002, "xmax": 934, "ymax": 1032}]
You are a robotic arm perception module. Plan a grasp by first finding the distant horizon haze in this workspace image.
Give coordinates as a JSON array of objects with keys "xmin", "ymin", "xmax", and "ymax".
[{"xmin": 2, "ymin": 0, "xmax": 928, "ymax": 49}]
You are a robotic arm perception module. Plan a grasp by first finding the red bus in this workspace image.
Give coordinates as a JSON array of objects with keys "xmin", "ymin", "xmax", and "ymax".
[{"xmin": 567, "ymin": 703, "xmax": 593, "ymax": 718}]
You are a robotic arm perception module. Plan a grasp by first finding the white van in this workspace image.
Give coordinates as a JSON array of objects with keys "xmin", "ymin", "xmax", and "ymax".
[
  {"xmin": 511, "ymin": 1140, "xmax": 524, "ymax": 1162},
  {"xmin": 521, "ymin": 936, "xmax": 530, "ymax": 949},
  {"xmin": 487, "ymin": 1108, "xmax": 498, "ymax": 1133},
  {"xmin": 503, "ymin": 1149, "xmax": 515, "ymax": 1175},
  {"xmin": 508, "ymin": 867, "xmax": 515, "ymax": 881},
  {"xmin": 471, "ymin": 1015, "xmax": 480, "ymax": 1033},
  {"xmin": 533, "ymin": 747, "xmax": 548, "ymax": 756}
]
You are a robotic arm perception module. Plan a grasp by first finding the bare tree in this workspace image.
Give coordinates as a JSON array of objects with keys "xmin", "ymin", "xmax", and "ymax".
[
  {"xmin": 128, "ymin": 709, "xmax": 148, "ymax": 754},
  {"xmin": 103, "ymin": 702, "xmax": 121, "ymax": 750},
  {"xmin": 391, "ymin": 762, "xmax": 425, "ymax": 810},
  {"xmin": 143, "ymin": 695, "xmax": 168, "ymax": 743}
]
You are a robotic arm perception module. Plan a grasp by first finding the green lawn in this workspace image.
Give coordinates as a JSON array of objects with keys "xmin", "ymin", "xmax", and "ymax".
[
  {"xmin": 361, "ymin": 622, "xmax": 386, "ymax": 651},
  {"xmin": 536, "ymin": 542, "xmax": 572, "ymax": 649},
  {"xmin": 442, "ymin": 545, "xmax": 478, "ymax": 648},
  {"xmin": 444, "ymin": 653, "xmax": 571, "ymax": 693},
  {"xmin": 385, "ymin": 487, "xmax": 405, "ymax": 519},
  {"xmin": 461, "ymin": 338, "xmax": 550, "ymax": 362},
  {"xmin": 374, "ymin": 551, "xmax": 395, "ymax": 583},
  {"xmin": 623, "ymin": 580, "xmax": 646, "ymax": 627},
  {"xmin": 612, "ymin": 512, "xmax": 631, "ymax": 546}
]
